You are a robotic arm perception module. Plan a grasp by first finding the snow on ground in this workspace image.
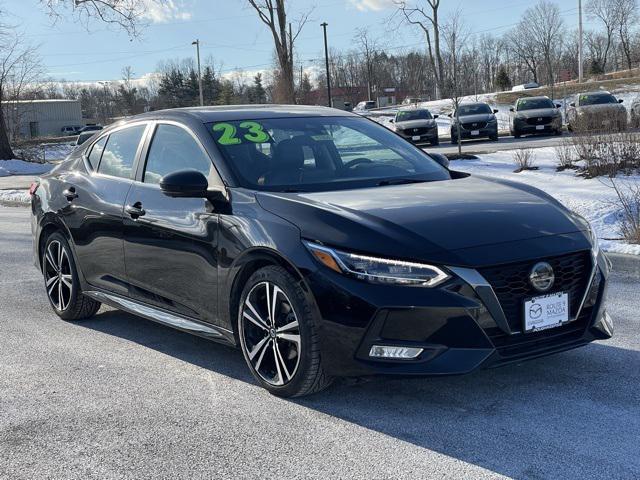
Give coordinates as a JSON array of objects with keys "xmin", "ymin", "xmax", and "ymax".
[
  {"xmin": 0, "ymin": 189, "xmax": 30, "ymax": 205},
  {"xmin": 0, "ymin": 159, "xmax": 53, "ymax": 177},
  {"xmin": 452, "ymin": 147, "xmax": 640, "ymax": 255}
]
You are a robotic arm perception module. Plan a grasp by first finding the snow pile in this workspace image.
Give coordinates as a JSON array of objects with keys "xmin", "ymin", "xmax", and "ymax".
[
  {"xmin": 0, "ymin": 189, "xmax": 30, "ymax": 205},
  {"xmin": 0, "ymin": 159, "xmax": 54, "ymax": 177},
  {"xmin": 452, "ymin": 147, "xmax": 640, "ymax": 255}
]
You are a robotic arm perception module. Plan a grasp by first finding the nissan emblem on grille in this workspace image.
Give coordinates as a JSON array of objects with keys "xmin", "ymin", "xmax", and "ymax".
[{"xmin": 529, "ymin": 262, "xmax": 555, "ymax": 292}]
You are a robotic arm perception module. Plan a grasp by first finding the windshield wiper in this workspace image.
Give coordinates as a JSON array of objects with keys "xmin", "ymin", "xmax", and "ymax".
[{"xmin": 376, "ymin": 178, "xmax": 427, "ymax": 186}]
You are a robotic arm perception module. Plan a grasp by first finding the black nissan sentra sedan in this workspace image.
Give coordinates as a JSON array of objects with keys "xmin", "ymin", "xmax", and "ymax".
[{"xmin": 30, "ymin": 105, "xmax": 613, "ymax": 397}]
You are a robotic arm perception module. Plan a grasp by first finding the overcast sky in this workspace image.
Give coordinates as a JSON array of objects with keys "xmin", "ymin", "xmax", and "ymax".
[{"xmin": 7, "ymin": 0, "xmax": 590, "ymax": 83}]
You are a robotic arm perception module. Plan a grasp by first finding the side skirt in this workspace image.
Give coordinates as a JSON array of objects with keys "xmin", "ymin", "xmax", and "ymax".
[{"xmin": 84, "ymin": 290, "xmax": 236, "ymax": 346}]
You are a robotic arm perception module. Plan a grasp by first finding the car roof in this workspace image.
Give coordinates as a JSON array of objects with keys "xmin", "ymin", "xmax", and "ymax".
[
  {"xmin": 517, "ymin": 96, "xmax": 550, "ymax": 101},
  {"xmin": 132, "ymin": 104, "xmax": 355, "ymax": 123},
  {"xmin": 580, "ymin": 91, "xmax": 613, "ymax": 96},
  {"xmin": 457, "ymin": 102, "xmax": 489, "ymax": 106}
]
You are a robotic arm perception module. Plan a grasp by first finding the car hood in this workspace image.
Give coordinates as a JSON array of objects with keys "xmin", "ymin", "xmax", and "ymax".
[
  {"xmin": 255, "ymin": 175, "xmax": 590, "ymax": 267},
  {"xmin": 454, "ymin": 113, "xmax": 495, "ymax": 124},
  {"xmin": 395, "ymin": 119, "xmax": 437, "ymax": 129},
  {"xmin": 515, "ymin": 108, "xmax": 559, "ymax": 119},
  {"xmin": 576, "ymin": 104, "xmax": 626, "ymax": 115}
]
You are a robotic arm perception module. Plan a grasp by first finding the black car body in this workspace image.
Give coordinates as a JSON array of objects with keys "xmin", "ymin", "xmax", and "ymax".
[
  {"xmin": 391, "ymin": 108, "xmax": 439, "ymax": 146},
  {"xmin": 450, "ymin": 102, "xmax": 499, "ymax": 142},
  {"xmin": 31, "ymin": 105, "xmax": 613, "ymax": 397},
  {"xmin": 510, "ymin": 96, "xmax": 563, "ymax": 137}
]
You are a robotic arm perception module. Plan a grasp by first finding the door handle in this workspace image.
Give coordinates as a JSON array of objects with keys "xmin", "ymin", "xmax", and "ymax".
[
  {"xmin": 63, "ymin": 186, "xmax": 78, "ymax": 201},
  {"xmin": 125, "ymin": 202, "xmax": 146, "ymax": 219}
]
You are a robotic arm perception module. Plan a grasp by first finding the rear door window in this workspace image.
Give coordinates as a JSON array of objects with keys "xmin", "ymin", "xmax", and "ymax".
[
  {"xmin": 97, "ymin": 125, "xmax": 146, "ymax": 179},
  {"xmin": 87, "ymin": 136, "xmax": 107, "ymax": 170}
]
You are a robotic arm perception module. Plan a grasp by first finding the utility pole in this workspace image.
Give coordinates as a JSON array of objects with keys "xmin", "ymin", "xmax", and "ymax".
[
  {"xmin": 578, "ymin": 0, "xmax": 584, "ymax": 83},
  {"xmin": 192, "ymin": 39, "xmax": 204, "ymax": 106},
  {"xmin": 321, "ymin": 22, "xmax": 332, "ymax": 108}
]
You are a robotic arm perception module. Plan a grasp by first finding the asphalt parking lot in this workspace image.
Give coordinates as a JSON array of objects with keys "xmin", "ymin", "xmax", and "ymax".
[{"xmin": 1, "ymin": 205, "xmax": 639, "ymax": 479}]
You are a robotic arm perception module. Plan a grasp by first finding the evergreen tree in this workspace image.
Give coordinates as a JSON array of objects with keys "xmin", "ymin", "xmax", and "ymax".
[
  {"xmin": 217, "ymin": 80, "xmax": 235, "ymax": 105},
  {"xmin": 201, "ymin": 66, "xmax": 220, "ymax": 105},
  {"xmin": 496, "ymin": 65, "xmax": 511, "ymax": 91},
  {"xmin": 299, "ymin": 72, "xmax": 313, "ymax": 104},
  {"xmin": 251, "ymin": 73, "xmax": 266, "ymax": 103},
  {"xmin": 589, "ymin": 59, "xmax": 604, "ymax": 75}
]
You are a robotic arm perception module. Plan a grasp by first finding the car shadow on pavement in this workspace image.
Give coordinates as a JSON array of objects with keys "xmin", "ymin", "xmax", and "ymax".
[{"xmin": 81, "ymin": 308, "xmax": 640, "ymax": 479}]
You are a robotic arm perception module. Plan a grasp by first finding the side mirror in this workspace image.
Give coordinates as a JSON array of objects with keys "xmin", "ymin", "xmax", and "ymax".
[
  {"xmin": 509, "ymin": 107, "xmax": 514, "ymax": 112},
  {"xmin": 555, "ymin": 104, "xmax": 562, "ymax": 108},
  {"xmin": 433, "ymin": 114, "xmax": 439, "ymax": 119},
  {"xmin": 570, "ymin": 102, "xmax": 576, "ymax": 107},
  {"xmin": 160, "ymin": 170, "xmax": 219, "ymax": 199},
  {"xmin": 389, "ymin": 118, "xmax": 395, "ymax": 123},
  {"xmin": 618, "ymin": 99, "xmax": 624, "ymax": 103},
  {"xmin": 429, "ymin": 152, "xmax": 449, "ymax": 169},
  {"xmin": 493, "ymin": 109, "xmax": 499, "ymax": 114},
  {"xmin": 447, "ymin": 113, "xmax": 452, "ymax": 118}
]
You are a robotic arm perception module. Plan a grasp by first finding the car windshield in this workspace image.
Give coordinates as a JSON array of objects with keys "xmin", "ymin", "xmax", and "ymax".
[
  {"xmin": 516, "ymin": 98, "xmax": 555, "ymax": 111},
  {"xmin": 578, "ymin": 93, "xmax": 618, "ymax": 106},
  {"xmin": 208, "ymin": 116, "xmax": 449, "ymax": 192},
  {"xmin": 456, "ymin": 104, "xmax": 492, "ymax": 116},
  {"xmin": 396, "ymin": 110, "xmax": 432, "ymax": 121}
]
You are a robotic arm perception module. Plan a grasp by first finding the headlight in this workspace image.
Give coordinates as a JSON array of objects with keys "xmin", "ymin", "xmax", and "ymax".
[
  {"xmin": 588, "ymin": 224, "xmax": 600, "ymax": 257},
  {"xmin": 304, "ymin": 241, "xmax": 450, "ymax": 287},
  {"xmin": 488, "ymin": 118, "xmax": 497, "ymax": 124}
]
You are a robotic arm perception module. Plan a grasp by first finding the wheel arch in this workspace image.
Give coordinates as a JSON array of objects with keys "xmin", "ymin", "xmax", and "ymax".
[{"xmin": 224, "ymin": 247, "xmax": 312, "ymax": 343}]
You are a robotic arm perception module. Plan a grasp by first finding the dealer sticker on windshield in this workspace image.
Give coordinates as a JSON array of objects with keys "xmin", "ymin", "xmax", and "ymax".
[{"xmin": 524, "ymin": 292, "xmax": 569, "ymax": 332}]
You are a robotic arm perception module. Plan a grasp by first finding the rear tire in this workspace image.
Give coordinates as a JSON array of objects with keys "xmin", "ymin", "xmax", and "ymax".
[
  {"xmin": 430, "ymin": 138, "xmax": 439, "ymax": 146},
  {"xmin": 42, "ymin": 232, "xmax": 101, "ymax": 321},
  {"xmin": 238, "ymin": 265, "xmax": 332, "ymax": 397}
]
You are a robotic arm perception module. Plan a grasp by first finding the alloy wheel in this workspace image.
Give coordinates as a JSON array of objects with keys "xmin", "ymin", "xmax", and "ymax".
[
  {"xmin": 241, "ymin": 281, "xmax": 301, "ymax": 386},
  {"xmin": 44, "ymin": 240, "xmax": 73, "ymax": 311}
]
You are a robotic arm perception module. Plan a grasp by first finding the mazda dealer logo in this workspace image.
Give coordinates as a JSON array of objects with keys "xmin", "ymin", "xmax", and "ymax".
[
  {"xmin": 529, "ymin": 303, "xmax": 543, "ymax": 319},
  {"xmin": 529, "ymin": 262, "xmax": 555, "ymax": 292}
]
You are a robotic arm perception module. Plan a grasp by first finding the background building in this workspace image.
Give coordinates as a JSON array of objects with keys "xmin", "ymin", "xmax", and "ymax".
[{"xmin": 2, "ymin": 99, "xmax": 83, "ymax": 139}]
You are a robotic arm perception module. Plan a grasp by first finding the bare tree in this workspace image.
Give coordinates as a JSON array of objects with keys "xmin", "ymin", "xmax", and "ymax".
[
  {"xmin": 506, "ymin": 26, "xmax": 541, "ymax": 84},
  {"xmin": 39, "ymin": 0, "xmax": 152, "ymax": 37},
  {"xmin": 354, "ymin": 28, "xmax": 380, "ymax": 101},
  {"xmin": 442, "ymin": 10, "xmax": 469, "ymax": 156},
  {"xmin": 393, "ymin": 0, "xmax": 444, "ymax": 98},
  {"xmin": 522, "ymin": 0, "xmax": 564, "ymax": 88},
  {"xmin": 587, "ymin": 0, "xmax": 619, "ymax": 72},
  {"xmin": 245, "ymin": 0, "xmax": 310, "ymax": 104},
  {"xmin": 614, "ymin": 0, "xmax": 638, "ymax": 70}
]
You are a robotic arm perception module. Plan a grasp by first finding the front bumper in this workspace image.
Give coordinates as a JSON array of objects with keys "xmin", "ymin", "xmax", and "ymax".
[
  {"xmin": 396, "ymin": 129, "xmax": 438, "ymax": 144},
  {"xmin": 452, "ymin": 125, "xmax": 497, "ymax": 140},
  {"xmin": 305, "ymin": 248, "xmax": 611, "ymax": 377},
  {"xmin": 514, "ymin": 118, "xmax": 562, "ymax": 135}
]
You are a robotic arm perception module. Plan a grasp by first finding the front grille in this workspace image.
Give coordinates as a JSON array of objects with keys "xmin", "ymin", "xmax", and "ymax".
[
  {"xmin": 478, "ymin": 251, "xmax": 593, "ymax": 334},
  {"xmin": 400, "ymin": 127, "xmax": 431, "ymax": 136},
  {"xmin": 462, "ymin": 121, "xmax": 488, "ymax": 130},
  {"xmin": 526, "ymin": 116, "xmax": 552, "ymax": 125}
]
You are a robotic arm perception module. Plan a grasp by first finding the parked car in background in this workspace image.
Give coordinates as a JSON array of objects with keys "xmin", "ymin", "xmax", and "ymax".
[
  {"xmin": 450, "ymin": 102, "xmax": 499, "ymax": 143},
  {"xmin": 512, "ymin": 82, "xmax": 540, "ymax": 92},
  {"xmin": 354, "ymin": 101, "xmax": 377, "ymax": 113},
  {"xmin": 77, "ymin": 125, "xmax": 103, "ymax": 134},
  {"xmin": 567, "ymin": 91, "xmax": 627, "ymax": 132},
  {"xmin": 402, "ymin": 97, "xmax": 427, "ymax": 105},
  {"xmin": 631, "ymin": 96, "xmax": 640, "ymax": 128},
  {"xmin": 510, "ymin": 96, "xmax": 562, "ymax": 138},
  {"xmin": 391, "ymin": 108, "xmax": 439, "ymax": 146},
  {"xmin": 61, "ymin": 126, "xmax": 81, "ymax": 136},
  {"xmin": 74, "ymin": 131, "xmax": 97, "ymax": 147}
]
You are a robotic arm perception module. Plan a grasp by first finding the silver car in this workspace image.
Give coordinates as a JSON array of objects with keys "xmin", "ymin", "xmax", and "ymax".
[{"xmin": 567, "ymin": 91, "xmax": 627, "ymax": 132}]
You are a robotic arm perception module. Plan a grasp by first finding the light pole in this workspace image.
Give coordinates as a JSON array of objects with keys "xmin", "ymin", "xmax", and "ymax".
[
  {"xmin": 578, "ymin": 0, "xmax": 584, "ymax": 83},
  {"xmin": 97, "ymin": 81, "xmax": 110, "ymax": 124},
  {"xmin": 192, "ymin": 39, "xmax": 204, "ymax": 106},
  {"xmin": 321, "ymin": 22, "xmax": 331, "ymax": 108}
]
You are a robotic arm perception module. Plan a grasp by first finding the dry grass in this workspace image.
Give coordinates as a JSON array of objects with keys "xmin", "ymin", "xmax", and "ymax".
[{"xmin": 611, "ymin": 180, "xmax": 640, "ymax": 244}]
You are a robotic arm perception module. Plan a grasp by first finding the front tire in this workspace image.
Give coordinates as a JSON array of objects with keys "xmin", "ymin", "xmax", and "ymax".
[
  {"xmin": 42, "ymin": 232, "xmax": 100, "ymax": 321},
  {"xmin": 238, "ymin": 265, "xmax": 331, "ymax": 397}
]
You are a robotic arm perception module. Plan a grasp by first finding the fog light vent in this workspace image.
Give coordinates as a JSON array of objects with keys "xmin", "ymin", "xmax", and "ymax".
[{"xmin": 369, "ymin": 345, "xmax": 423, "ymax": 359}]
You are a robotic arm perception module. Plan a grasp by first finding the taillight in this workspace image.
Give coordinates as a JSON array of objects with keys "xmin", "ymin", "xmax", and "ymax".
[{"xmin": 29, "ymin": 182, "xmax": 39, "ymax": 196}]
